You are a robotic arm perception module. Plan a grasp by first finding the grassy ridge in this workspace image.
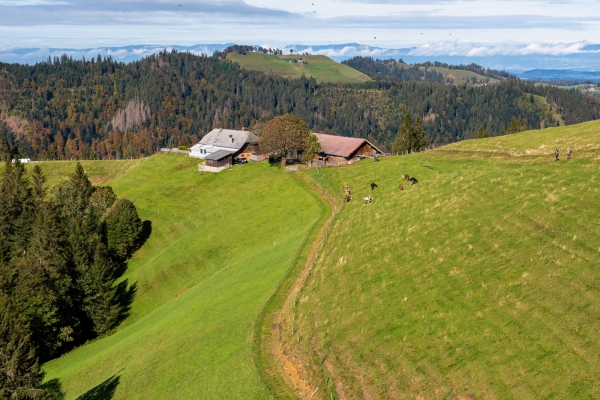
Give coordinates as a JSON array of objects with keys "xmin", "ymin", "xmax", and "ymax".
[
  {"xmin": 42, "ymin": 155, "xmax": 324, "ymax": 399},
  {"xmin": 227, "ymin": 52, "xmax": 371, "ymax": 83},
  {"xmin": 283, "ymin": 121, "xmax": 600, "ymax": 398}
]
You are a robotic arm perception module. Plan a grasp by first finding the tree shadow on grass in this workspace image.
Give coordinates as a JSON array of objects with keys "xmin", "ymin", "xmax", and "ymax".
[
  {"xmin": 75, "ymin": 374, "xmax": 120, "ymax": 400},
  {"xmin": 113, "ymin": 280, "xmax": 137, "ymax": 326},
  {"xmin": 136, "ymin": 220, "xmax": 152, "ymax": 251},
  {"xmin": 113, "ymin": 220, "xmax": 152, "ymax": 279},
  {"xmin": 40, "ymin": 378, "xmax": 65, "ymax": 399}
]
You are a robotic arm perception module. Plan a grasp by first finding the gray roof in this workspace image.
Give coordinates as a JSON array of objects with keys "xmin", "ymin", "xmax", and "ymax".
[
  {"xmin": 199, "ymin": 129, "xmax": 258, "ymax": 149},
  {"xmin": 204, "ymin": 150, "xmax": 235, "ymax": 161}
]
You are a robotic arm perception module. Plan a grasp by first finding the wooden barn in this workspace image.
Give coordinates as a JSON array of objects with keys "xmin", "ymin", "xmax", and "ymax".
[
  {"xmin": 198, "ymin": 150, "xmax": 235, "ymax": 173},
  {"xmin": 313, "ymin": 133, "xmax": 383, "ymax": 163}
]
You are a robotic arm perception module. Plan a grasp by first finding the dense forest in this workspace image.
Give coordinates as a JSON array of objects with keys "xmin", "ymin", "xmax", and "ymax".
[
  {"xmin": 0, "ymin": 50, "xmax": 598, "ymax": 160},
  {"xmin": 0, "ymin": 146, "xmax": 144, "ymax": 397},
  {"xmin": 341, "ymin": 57, "xmax": 445, "ymax": 83}
]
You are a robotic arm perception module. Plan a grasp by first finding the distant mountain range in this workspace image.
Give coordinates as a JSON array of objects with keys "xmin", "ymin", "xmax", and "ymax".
[
  {"xmin": 1, "ymin": 42, "xmax": 599, "ymax": 78},
  {"xmin": 517, "ymin": 69, "xmax": 600, "ymax": 82}
]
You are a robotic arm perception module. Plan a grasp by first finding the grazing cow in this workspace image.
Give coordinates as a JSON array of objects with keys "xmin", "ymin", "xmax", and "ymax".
[
  {"xmin": 370, "ymin": 183, "xmax": 378, "ymax": 190},
  {"xmin": 409, "ymin": 177, "xmax": 418, "ymax": 185},
  {"xmin": 344, "ymin": 185, "xmax": 351, "ymax": 195},
  {"xmin": 364, "ymin": 196, "xmax": 372, "ymax": 204},
  {"xmin": 399, "ymin": 184, "xmax": 404, "ymax": 190},
  {"xmin": 345, "ymin": 195, "xmax": 352, "ymax": 203},
  {"xmin": 403, "ymin": 174, "xmax": 409, "ymax": 181}
]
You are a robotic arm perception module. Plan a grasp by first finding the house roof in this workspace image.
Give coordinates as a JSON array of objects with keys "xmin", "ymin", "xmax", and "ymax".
[
  {"xmin": 313, "ymin": 133, "xmax": 383, "ymax": 158},
  {"xmin": 204, "ymin": 149, "xmax": 235, "ymax": 161},
  {"xmin": 198, "ymin": 128, "xmax": 258, "ymax": 150}
]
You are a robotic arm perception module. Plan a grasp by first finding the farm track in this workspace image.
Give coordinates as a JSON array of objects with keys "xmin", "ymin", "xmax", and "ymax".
[{"xmin": 254, "ymin": 169, "xmax": 342, "ymax": 399}]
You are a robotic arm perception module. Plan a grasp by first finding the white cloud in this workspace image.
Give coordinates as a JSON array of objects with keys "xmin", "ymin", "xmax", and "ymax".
[{"xmin": 407, "ymin": 40, "xmax": 600, "ymax": 57}]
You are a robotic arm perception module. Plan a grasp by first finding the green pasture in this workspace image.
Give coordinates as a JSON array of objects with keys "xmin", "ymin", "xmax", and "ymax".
[
  {"xmin": 286, "ymin": 122, "xmax": 600, "ymax": 398},
  {"xmin": 227, "ymin": 52, "xmax": 371, "ymax": 84},
  {"xmin": 42, "ymin": 154, "xmax": 325, "ymax": 399},
  {"xmin": 440, "ymin": 119, "xmax": 600, "ymax": 157}
]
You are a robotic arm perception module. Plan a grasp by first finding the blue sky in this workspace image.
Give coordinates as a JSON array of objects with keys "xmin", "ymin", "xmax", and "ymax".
[{"xmin": 0, "ymin": 0, "xmax": 598, "ymax": 64}]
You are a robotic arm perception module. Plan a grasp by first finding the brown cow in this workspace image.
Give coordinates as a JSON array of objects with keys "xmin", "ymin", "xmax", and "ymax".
[
  {"xmin": 344, "ymin": 185, "xmax": 351, "ymax": 195},
  {"xmin": 403, "ymin": 174, "xmax": 409, "ymax": 181},
  {"xmin": 399, "ymin": 184, "xmax": 404, "ymax": 190},
  {"xmin": 345, "ymin": 195, "xmax": 352, "ymax": 202}
]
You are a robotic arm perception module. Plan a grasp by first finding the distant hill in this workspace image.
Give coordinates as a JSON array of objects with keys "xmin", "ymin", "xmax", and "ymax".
[
  {"xmin": 519, "ymin": 69, "xmax": 600, "ymax": 82},
  {"xmin": 342, "ymin": 56, "xmax": 507, "ymax": 85},
  {"xmin": 226, "ymin": 52, "xmax": 371, "ymax": 83}
]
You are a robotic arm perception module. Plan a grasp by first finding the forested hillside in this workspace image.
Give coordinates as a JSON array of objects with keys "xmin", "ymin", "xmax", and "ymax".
[{"xmin": 0, "ymin": 51, "xmax": 598, "ymax": 160}]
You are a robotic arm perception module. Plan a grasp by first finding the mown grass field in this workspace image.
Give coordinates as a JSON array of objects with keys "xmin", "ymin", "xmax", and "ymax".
[
  {"xmin": 278, "ymin": 120, "xmax": 600, "ymax": 399},
  {"xmin": 41, "ymin": 154, "xmax": 326, "ymax": 399},
  {"xmin": 227, "ymin": 52, "xmax": 371, "ymax": 83}
]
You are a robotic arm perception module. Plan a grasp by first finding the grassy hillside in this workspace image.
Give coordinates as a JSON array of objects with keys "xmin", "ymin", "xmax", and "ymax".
[
  {"xmin": 227, "ymin": 52, "xmax": 371, "ymax": 83},
  {"xmin": 42, "ymin": 154, "xmax": 326, "ymax": 399},
  {"xmin": 268, "ymin": 120, "xmax": 600, "ymax": 399},
  {"xmin": 424, "ymin": 66, "xmax": 499, "ymax": 85}
]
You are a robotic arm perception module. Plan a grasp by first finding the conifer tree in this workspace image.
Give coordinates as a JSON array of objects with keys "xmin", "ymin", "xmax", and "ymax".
[
  {"xmin": 103, "ymin": 199, "xmax": 143, "ymax": 260},
  {"xmin": 0, "ymin": 297, "xmax": 46, "ymax": 400},
  {"xmin": 79, "ymin": 242, "xmax": 119, "ymax": 336},
  {"xmin": 16, "ymin": 203, "xmax": 75, "ymax": 360}
]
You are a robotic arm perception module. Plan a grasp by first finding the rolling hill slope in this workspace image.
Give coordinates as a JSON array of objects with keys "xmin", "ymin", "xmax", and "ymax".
[
  {"xmin": 41, "ymin": 155, "xmax": 327, "ymax": 399},
  {"xmin": 263, "ymin": 120, "xmax": 600, "ymax": 399},
  {"xmin": 227, "ymin": 52, "xmax": 371, "ymax": 83}
]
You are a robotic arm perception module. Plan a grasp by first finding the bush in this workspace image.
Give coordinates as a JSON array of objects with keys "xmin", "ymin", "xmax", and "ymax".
[{"xmin": 103, "ymin": 199, "xmax": 143, "ymax": 260}]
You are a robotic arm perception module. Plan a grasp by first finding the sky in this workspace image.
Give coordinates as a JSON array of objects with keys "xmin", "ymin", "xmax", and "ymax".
[{"xmin": 0, "ymin": 0, "xmax": 599, "ymax": 66}]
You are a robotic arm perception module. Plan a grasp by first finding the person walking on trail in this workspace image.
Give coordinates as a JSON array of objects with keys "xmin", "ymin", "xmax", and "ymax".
[
  {"xmin": 555, "ymin": 149, "xmax": 560, "ymax": 161},
  {"xmin": 567, "ymin": 147, "xmax": 572, "ymax": 159}
]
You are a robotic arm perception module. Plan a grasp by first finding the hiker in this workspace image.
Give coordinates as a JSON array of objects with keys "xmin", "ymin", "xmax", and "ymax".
[
  {"xmin": 555, "ymin": 149, "xmax": 559, "ymax": 161},
  {"xmin": 567, "ymin": 147, "xmax": 572, "ymax": 159}
]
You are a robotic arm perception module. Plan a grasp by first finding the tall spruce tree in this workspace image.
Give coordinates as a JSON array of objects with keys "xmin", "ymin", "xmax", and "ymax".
[
  {"xmin": 16, "ymin": 202, "xmax": 75, "ymax": 360},
  {"xmin": 79, "ymin": 242, "xmax": 119, "ymax": 336},
  {"xmin": 392, "ymin": 113, "xmax": 429, "ymax": 154},
  {"xmin": 103, "ymin": 199, "xmax": 143, "ymax": 261},
  {"xmin": 0, "ymin": 297, "xmax": 46, "ymax": 400}
]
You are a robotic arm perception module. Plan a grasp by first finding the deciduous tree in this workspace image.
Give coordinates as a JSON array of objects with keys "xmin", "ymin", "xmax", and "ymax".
[{"xmin": 259, "ymin": 114, "xmax": 310, "ymax": 165}]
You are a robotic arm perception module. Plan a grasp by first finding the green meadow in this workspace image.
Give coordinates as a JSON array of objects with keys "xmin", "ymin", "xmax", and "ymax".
[
  {"xmin": 273, "ymin": 120, "xmax": 600, "ymax": 399},
  {"xmin": 41, "ymin": 155, "xmax": 326, "ymax": 399},
  {"xmin": 227, "ymin": 52, "xmax": 371, "ymax": 84}
]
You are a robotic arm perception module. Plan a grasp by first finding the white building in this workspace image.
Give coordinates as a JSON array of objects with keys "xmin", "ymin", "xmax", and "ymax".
[{"xmin": 189, "ymin": 128, "xmax": 259, "ymax": 159}]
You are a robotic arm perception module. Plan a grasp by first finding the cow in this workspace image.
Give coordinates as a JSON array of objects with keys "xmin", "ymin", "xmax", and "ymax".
[
  {"xmin": 345, "ymin": 195, "xmax": 352, "ymax": 203},
  {"xmin": 364, "ymin": 196, "xmax": 372, "ymax": 204},
  {"xmin": 370, "ymin": 183, "xmax": 378, "ymax": 190},
  {"xmin": 409, "ymin": 177, "xmax": 418, "ymax": 185},
  {"xmin": 344, "ymin": 185, "xmax": 351, "ymax": 195},
  {"xmin": 403, "ymin": 174, "xmax": 409, "ymax": 181},
  {"xmin": 399, "ymin": 184, "xmax": 404, "ymax": 190}
]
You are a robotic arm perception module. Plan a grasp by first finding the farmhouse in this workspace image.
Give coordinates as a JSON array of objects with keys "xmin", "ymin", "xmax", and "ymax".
[
  {"xmin": 313, "ymin": 133, "xmax": 383, "ymax": 163},
  {"xmin": 189, "ymin": 128, "xmax": 259, "ymax": 159}
]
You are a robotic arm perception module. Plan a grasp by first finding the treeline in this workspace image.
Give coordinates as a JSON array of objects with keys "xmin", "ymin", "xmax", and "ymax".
[
  {"xmin": 219, "ymin": 44, "xmax": 283, "ymax": 58},
  {"xmin": 0, "ymin": 51, "xmax": 598, "ymax": 160},
  {"xmin": 342, "ymin": 57, "xmax": 445, "ymax": 83},
  {"xmin": 0, "ymin": 144, "xmax": 144, "ymax": 396}
]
